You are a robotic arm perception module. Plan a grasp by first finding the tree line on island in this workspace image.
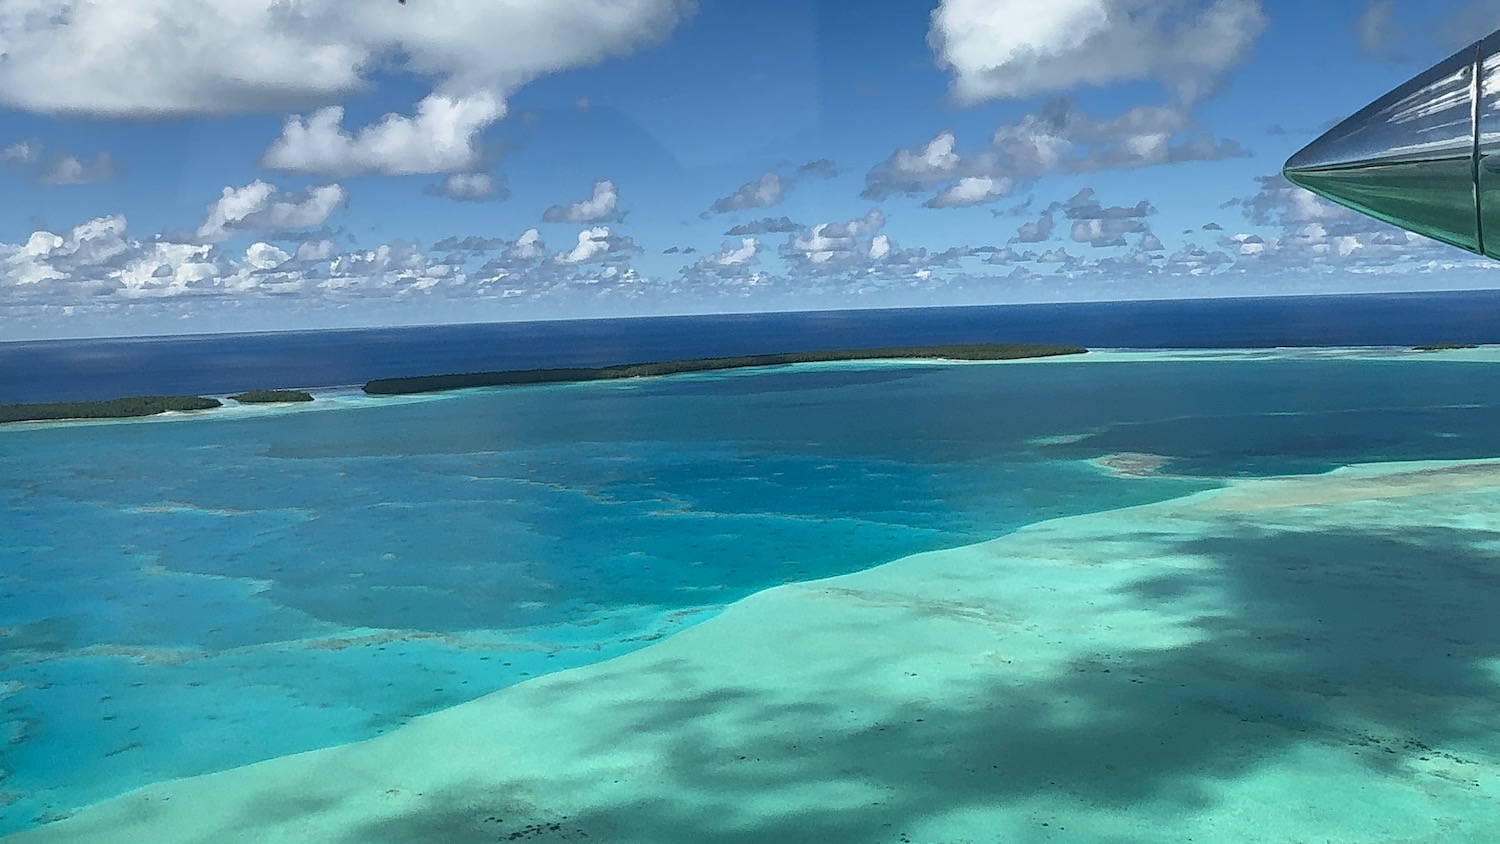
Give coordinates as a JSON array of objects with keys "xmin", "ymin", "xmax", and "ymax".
[
  {"xmin": 0, "ymin": 345, "xmax": 1093, "ymax": 423},
  {"xmin": 9, "ymin": 340, "xmax": 1493, "ymax": 424},
  {"xmin": 230, "ymin": 390, "xmax": 316, "ymax": 403},
  {"xmin": 6, "ymin": 339, "xmax": 1491, "ymax": 425},
  {"xmin": 0, "ymin": 395, "xmax": 224, "ymax": 424},
  {"xmin": 361, "ymin": 343, "xmax": 1088, "ymax": 395},
  {"xmin": 0, "ymin": 389, "xmax": 314, "ymax": 424}
]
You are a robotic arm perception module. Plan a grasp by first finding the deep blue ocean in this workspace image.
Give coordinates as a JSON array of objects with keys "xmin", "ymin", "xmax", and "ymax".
[
  {"xmin": 4, "ymin": 290, "xmax": 1500, "ymax": 403},
  {"xmin": 5, "ymin": 291, "xmax": 1500, "ymax": 836}
]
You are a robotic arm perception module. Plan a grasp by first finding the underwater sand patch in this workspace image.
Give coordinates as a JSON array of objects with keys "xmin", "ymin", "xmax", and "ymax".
[{"xmin": 1092, "ymin": 452, "xmax": 1173, "ymax": 478}]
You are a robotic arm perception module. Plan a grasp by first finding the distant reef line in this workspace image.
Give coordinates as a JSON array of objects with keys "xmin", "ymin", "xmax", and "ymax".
[
  {"xmin": 0, "ymin": 345, "xmax": 1085, "ymax": 424},
  {"xmin": 361, "ymin": 343, "xmax": 1089, "ymax": 396}
]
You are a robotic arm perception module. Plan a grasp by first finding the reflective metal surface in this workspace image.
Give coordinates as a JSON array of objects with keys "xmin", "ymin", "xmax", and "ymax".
[
  {"xmin": 1284, "ymin": 41, "xmax": 1484, "ymax": 253},
  {"xmin": 1286, "ymin": 157, "xmax": 1481, "ymax": 251},
  {"xmin": 1474, "ymin": 31, "xmax": 1500, "ymax": 258},
  {"xmin": 1285, "ymin": 45, "xmax": 1480, "ymax": 171}
]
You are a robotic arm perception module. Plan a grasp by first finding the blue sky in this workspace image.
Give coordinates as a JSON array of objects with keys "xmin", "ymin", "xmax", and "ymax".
[{"xmin": 2, "ymin": 0, "xmax": 1499, "ymax": 339}]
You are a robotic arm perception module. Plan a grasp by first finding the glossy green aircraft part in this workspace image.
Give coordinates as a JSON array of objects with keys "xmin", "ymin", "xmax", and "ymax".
[
  {"xmin": 1283, "ymin": 158, "xmax": 1482, "ymax": 253},
  {"xmin": 1284, "ymin": 35, "xmax": 1500, "ymax": 260}
]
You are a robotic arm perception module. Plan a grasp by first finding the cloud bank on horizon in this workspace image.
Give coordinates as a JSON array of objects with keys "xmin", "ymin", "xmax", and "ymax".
[{"xmin": 0, "ymin": 0, "xmax": 1497, "ymax": 337}]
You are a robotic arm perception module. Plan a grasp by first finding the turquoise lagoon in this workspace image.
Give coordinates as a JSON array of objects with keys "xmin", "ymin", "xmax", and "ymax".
[{"xmin": 4, "ymin": 349, "xmax": 1500, "ymax": 837}]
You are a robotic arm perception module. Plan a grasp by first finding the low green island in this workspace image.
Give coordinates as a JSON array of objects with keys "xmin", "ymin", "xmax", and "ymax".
[
  {"xmin": 1412, "ymin": 343, "xmax": 1479, "ymax": 351},
  {"xmin": 363, "ymin": 343, "xmax": 1088, "ymax": 396},
  {"xmin": 0, "ymin": 395, "xmax": 222, "ymax": 424},
  {"xmin": 230, "ymin": 389, "xmax": 315, "ymax": 403},
  {"xmin": 0, "ymin": 345, "xmax": 1085, "ymax": 423}
]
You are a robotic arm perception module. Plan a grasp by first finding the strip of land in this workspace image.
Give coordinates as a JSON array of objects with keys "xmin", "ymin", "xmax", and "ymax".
[
  {"xmin": 0, "ymin": 345, "xmax": 1082, "ymax": 423},
  {"xmin": 361, "ymin": 343, "xmax": 1087, "ymax": 395},
  {"xmin": 229, "ymin": 390, "xmax": 314, "ymax": 403},
  {"xmin": 1413, "ymin": 343, "xmax": 1479, "ymax": 351},
  {"xmin": 0, "ymin": 396, "xmax": 222, "ymax": 424}
]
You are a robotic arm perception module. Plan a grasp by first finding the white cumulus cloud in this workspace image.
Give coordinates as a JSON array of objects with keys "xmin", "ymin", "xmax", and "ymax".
[
  {"xmin": 929, "ymin": 0, "xmax": 1267, "ymax": 105},
  {"xmin": 509, "ymin": 229, "xmax": 547, "ymax": 260},
  {"xmin": 0, "ymin": 0, "xmax": 696, "ymax": 117},
  {"xmin": 296, "ymin": 239, "xmax": 337, "ymax": 262},
  {"xmin": 262, "ymin": 93, "xmax": 504, "ymax": 177},
  {"xmin": 784, "ymin": 209, "xmax": 888, "ymax": 268},
  {"xmin": 245, "ymin": 242, "xmax": 292, "ymax": 271},
  {"xmin": 710, "ymin": 237, "xmax": 761, "ymax": 266},
  {"xmin": 553, "ymin": 226, "xmax": 638, "ymax": 264},
  {"xmin": 2, "ymin": 214, "xmax": 237, "ymax": 299},
  {"xmin": 196, "ymin": 181, "xmax": 348, "ymax": 243},
  {"xmin": 544, "ymin": 181, "xmax": 622, "ymax": 224},
  {"xmin": 710, "ymin": 172, "xmax": 785, "ymax": 214},
  {"xmin": 927, "ymin": 176, "xmax": 1015, "ymax": 208},
  {"xmin": 865, "ymin": 101, "xmax": 1246, "ymax": 206},
  {"xmin": 705, "ymin": 160, "xmax": 838, "ymax": 216},
  {"xmin": 426, "ymin": 172, "xmax": 508, "ymax": 202}
]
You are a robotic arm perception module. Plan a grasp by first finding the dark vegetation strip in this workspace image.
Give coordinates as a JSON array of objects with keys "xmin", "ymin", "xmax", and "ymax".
[
  {"xmin": 0, "ymin": 396, "xmax": 222, "ymax": 424},
  {"xmin": 230, "ymin": 390, "xmax": 315, "ymax": 403},
  {"xmin": 363, "ymin": 343, "xmax": 1088, "ymax": 396},
  {"xmin": 0, "ymin": 345, "xmax": 1086, "ymax": 422},
  {"xmin": 1412, "ymin": 343, "xmax": 1479, "ymax": 351}
]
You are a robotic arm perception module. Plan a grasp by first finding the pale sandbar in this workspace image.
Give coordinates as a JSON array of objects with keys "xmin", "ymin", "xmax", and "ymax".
[{"xmin": 8, "ymin": 459, "xmax": 1500, "ymax": 843}]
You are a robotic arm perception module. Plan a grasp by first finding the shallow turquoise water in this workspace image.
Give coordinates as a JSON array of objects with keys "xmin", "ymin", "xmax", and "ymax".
[{"xmin": 6, "ymin": 354, "xmax": 1500, "ymax": 832}]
